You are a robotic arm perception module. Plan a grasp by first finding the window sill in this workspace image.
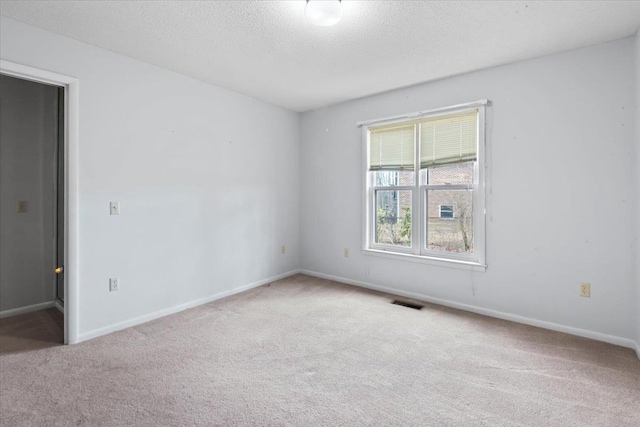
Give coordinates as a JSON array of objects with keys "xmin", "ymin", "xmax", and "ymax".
[{"xmin": 361, "ymin": 248, "xmax": 487, "ymax": 272}]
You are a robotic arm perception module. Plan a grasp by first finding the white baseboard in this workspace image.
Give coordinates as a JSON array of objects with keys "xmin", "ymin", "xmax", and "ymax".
[
  {"xmin": 54, "ymin": 300, "xmax": 64, "ymax": 314},
  {"xmin": 635, "ymin": 341, "xmax": 640, "ymax": 360},
  {"xmin": 300, "ymin": 269, "xmax": 639, "ymax": 354},
  {"xmin": 0, "ymin": 301, "xmax": 55, "ymax": 319},
  {"xmin": 77, "ymin": 270, "xmax": 301, "ymax": 343}
]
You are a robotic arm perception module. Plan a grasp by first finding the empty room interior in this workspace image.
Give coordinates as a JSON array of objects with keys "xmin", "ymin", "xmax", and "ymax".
[{"xmin": 1, "ymin": 1, "xmax": 640, "ymax": 425}]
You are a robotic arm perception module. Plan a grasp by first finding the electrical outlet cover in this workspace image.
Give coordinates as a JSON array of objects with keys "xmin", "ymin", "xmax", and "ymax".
[{"xmin": 579, "ymin": 283, "xmax": 590, "ymax": 297}]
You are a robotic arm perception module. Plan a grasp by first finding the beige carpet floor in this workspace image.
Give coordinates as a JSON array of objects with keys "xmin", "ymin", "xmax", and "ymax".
[{"xmin": 1, "ymin": 274, "xmax": 639, "ymax": 426}]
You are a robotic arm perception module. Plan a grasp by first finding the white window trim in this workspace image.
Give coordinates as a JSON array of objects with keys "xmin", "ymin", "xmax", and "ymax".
[{"xmin": 361, "ymin": 100, "xmax": 487, "ymax": 271}]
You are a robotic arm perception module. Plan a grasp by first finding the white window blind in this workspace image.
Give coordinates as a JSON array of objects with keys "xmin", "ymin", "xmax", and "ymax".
[
  {"xmin": 369, "ymin": 124, "xmax": 415, "ymax": 171},
  {"xmin": 420, "ymin": 109, "xmax": 478, "ymax": 169}
]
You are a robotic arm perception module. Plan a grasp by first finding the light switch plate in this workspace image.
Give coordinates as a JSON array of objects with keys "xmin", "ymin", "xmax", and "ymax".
[{"xmin": 109, "ymin": 201, "xmax": 120, "ymax": 215}]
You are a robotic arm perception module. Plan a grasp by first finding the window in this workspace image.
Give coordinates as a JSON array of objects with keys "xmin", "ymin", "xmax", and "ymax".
[
  {"xmin": 439, "ymin": 205, "xmax": 454, "ymax": 219},
  {"xmin": 363, "ymin": 101, "xmax": 486, "ymax": 267}
]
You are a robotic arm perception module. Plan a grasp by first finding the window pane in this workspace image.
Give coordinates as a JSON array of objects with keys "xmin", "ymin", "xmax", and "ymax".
[
  {"xmin": 439, "ymin": 205, "xmax": 454, "ymax": 218},
  {"xmin": 420, "ymin": 161, "xmax": 474, "ymax": 186},
  {"xmin": 375, "ymin": 190, "xmax": 412, "ymax": 246},
  {"xmin": 373, "ymin": 170, "xmax": 415, "ymax": 187},
  {"xmin": 426, "ymin": 189, "xmax": 473, "ymax": 253}
]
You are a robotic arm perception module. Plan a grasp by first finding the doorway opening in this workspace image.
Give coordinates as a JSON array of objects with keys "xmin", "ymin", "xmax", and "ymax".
[
  {"xmin": 0, "ymin": 60, "xmax": 79, "ymax": 345},
  {"xmin": 0, "ymin": 74, "xmax": 64, "ymax": 350}
]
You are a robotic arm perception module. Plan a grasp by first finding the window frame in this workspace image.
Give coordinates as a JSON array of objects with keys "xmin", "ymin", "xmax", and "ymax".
[{"xmin": 361, "ymin": 101, "xmax": 487, "ymax": 270}]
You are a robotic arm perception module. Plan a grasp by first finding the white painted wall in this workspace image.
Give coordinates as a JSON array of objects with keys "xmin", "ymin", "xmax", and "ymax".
[
  {"xmin": 0, "ymin": 75, "xmax": 57, "ymax": 312},
  {"xmin": 0, "ymin": 16, "xmax": 300, "ymax": 337},
  {"xmin": 300, "ymin": 38, "xmax": 637, "ymax": 342}
]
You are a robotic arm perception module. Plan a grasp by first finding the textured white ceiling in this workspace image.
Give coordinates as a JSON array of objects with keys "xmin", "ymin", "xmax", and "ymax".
[{"xmin": 1, "ymin": 1, "xmax": 639, "ymax": 112}]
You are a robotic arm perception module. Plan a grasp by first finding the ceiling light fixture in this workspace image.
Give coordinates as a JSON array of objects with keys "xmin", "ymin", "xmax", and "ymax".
[{"xmin": 305, "ymin": 0, "xmax": 342, "ymax": 27}]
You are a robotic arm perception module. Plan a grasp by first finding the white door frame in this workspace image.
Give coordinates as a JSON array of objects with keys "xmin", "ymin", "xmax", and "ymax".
[{"xmin": 0, "ymin": 59, "xmax": 79, "ymax": 344}]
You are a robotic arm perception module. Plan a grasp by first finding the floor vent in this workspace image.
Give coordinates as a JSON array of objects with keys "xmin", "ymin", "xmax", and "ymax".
[{"xmin": 391, "ymin": 300, "xmax": 423, "ymax": 310}]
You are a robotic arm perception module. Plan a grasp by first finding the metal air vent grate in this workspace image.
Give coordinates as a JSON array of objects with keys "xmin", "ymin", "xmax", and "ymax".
[{"xmin": 391, "ymin": 300, "xmax": 423, "ymax": 310}]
